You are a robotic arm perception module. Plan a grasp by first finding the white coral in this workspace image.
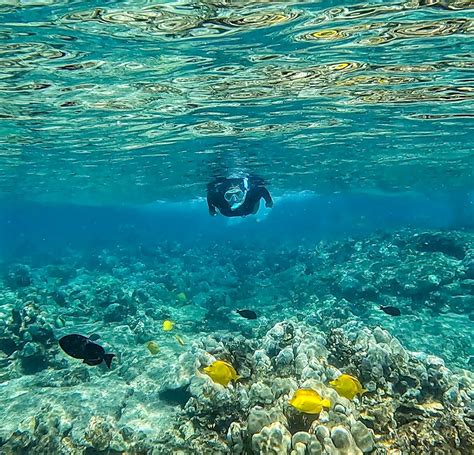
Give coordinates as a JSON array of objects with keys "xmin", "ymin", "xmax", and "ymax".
[{"xmin": 252, "ymin": 422, "xmax": 292, "ymax": 455}]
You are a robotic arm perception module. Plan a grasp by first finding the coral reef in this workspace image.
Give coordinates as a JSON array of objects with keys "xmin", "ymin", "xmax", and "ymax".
[
  {"xmin": 191, "ymin": 320, "xmax": 471, "ymax": 454},
  {"xmin": 0, "ymin": 229, "xmax": 472, "ymax": 453},
  {"xmin": 0, "ymin": 298, "xmax": 57, "ymax": 377}
]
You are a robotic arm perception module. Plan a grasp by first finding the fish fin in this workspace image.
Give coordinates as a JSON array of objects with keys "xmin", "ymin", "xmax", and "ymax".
[
  {"xmin": 234, "ymin": 375, "xmax": 241, "ymax": 382},
  {"xmin": 88, "ymin": 333, "xmax": 101, "ymax": 341},
  {"xmin": 104, "ymin": 354, "xmax": 115, "ymax": 369},
  {"xmin": 103, "ymin": 353, "xmax": 115, "ymax": 369},
  {"xmin": 322, "ymin": 398, "xmax": 331, "ymax": 409},
  {"xmin": 360, "ymin": 388, "xmax": 368, "ymax": 395}
]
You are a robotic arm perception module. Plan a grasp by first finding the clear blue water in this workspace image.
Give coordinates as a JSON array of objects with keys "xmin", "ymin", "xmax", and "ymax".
[
  {"xmin": 0, "ymin": 1, "xmax": 473, "ymax": 453},
  {"xmin": 0, "ymin": 0, "xmax": 473, "ymax": 203}
]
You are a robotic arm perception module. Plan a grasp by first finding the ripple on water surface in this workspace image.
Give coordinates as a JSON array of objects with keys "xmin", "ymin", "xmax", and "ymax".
[{"xmin": 0, "ymin": 0, "xmax": 473, "ymax": 204}]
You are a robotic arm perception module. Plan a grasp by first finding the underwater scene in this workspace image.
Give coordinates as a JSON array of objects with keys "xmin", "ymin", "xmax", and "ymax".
[{"xmin": 0, "ymin": 0, "xmax": 473, "ymax": 454}]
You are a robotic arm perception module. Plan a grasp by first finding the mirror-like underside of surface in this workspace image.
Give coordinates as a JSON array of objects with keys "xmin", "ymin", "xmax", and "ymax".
[{"xmin": 0, "ymin": 0, "xmax": 473, "ymax": 204}]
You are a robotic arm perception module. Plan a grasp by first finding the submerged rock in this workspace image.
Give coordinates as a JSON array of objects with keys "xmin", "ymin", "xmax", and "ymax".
[
  {"xmin": 6, "ymin": 265, "xmax": 32, "ymax": 289},
  {"xmin": 19, "ymin": 342, "xmax": 48, "ymax": 374}
]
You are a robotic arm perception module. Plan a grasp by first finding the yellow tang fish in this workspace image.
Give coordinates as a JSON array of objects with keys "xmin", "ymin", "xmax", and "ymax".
[
  {"xmin": 203, "ymin": 360, "xmax": 239, "ymax": 387},
  {"xmin": 162, "ymin": 320, "xmax": 175, "ymax": 331},
  {"xmin": 146, "ymin": 341, "xmax": 160, "ymax": 355},
  {"xmin": 329, "ymin": 374, "xmax": 367, "ymax": 400},
  {"xmin": 289, "ymin": 389, "xmax": 331, "ymax": 414}
]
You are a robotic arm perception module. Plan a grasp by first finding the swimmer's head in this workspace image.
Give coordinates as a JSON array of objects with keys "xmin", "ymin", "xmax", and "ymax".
[{"xmin": 224, "ymin": 178, "xmax": 249, "ymax": 210}]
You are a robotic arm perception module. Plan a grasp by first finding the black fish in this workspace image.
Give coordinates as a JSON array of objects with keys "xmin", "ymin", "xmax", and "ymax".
[
  {"xmin": 380, "ymin": 305, "xmax": 401, "ymax": 317},
  {"xmin": 236, "ymin": 309, "xmax": 257, "ymax": 320},
  {"xmin": 59, "ymin": 334, "xmax": 115, "ymax": 368}
]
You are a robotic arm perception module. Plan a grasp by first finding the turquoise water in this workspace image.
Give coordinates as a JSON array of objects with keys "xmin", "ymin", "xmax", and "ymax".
[
  {"xmin": 1, "ymin": 0, "xmax": 473, "ymax": 203},
  {"xmin": 0, "ymin": 1, "xmax": 473, "ymax": 454}
]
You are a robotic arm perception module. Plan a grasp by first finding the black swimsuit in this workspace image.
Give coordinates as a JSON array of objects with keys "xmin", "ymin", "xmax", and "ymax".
[{"xmin": 207, "ymin": 177, "xmax": 273, "ymax": 217}]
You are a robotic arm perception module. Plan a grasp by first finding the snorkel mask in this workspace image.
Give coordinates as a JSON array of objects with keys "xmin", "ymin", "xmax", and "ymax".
[{"xmin": 224, "ymin": 178, "xmax": 249, "ymax": 210}]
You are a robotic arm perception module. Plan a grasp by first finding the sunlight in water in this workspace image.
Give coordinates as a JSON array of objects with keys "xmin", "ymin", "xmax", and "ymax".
[
  {"xmin": 0, "ymin": 0, "xmax": 473, "ymax": 203},
  {"xmin": 0, "ymin": 1, "xmax": 473, "ymax": 454}
]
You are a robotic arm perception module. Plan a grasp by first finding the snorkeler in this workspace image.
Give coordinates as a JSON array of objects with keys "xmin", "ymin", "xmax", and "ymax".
[{"xmin": 206, "ymin": 176, "xmax": 273, "ymax": 217}]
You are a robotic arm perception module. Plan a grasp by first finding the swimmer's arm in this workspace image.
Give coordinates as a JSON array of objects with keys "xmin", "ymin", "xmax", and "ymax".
[
  {"xmin": 207, "ymin": 194, "xmax": 218, "ymax": 216},
  {"xmin": 259, "ymin": 187, "xmax": 273, "ymax": 208}
]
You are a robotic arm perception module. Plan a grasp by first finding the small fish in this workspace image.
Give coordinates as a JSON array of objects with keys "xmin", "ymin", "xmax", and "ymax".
[
  {"xmin": 289, "ymin": 389, "xmax": 331, "ymax": 414},
  {"xmin": 175, "ymin": 335, "xmax": 185, "ymax": 346},
  {"xmin": 146, "ymin": 340, "xmax": 160, "ymax": 355},
  {"xmin": 162, "ymin": 320, "xmax": 175, "ymax": 331},
  {"xmin": 380, "ymin": 305, "xmax": 401, "ymax": 316},
  {"xmin": 54, "ymin": 315, "xmax": 66, "ymax": 328},
  {"xmin": 51, "ymin": 290, "xmax": 67, "ymax": 306},
  {"xmin": 329, "ymin": 374, "xmax": 366, "ymax": 400},
  {"xmin": 236, "ymin": 309, "xmax": 257, "ymax": 320},
  {"xmin": 203, "ymin": 360, "xmax": 239, "ymax": 387},
  {"xmin": 59, "ymin": 334, "xmax": 115, "ymax": 368},
  {"xmin": 176, "ymin": 292, "xmax": 187, "ymax": 303}
]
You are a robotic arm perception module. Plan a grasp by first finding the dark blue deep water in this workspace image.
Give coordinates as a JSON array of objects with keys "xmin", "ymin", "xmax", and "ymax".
[{"xmin": 1, "ymin": 191, "xmax": 473, "ymax": 255}]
